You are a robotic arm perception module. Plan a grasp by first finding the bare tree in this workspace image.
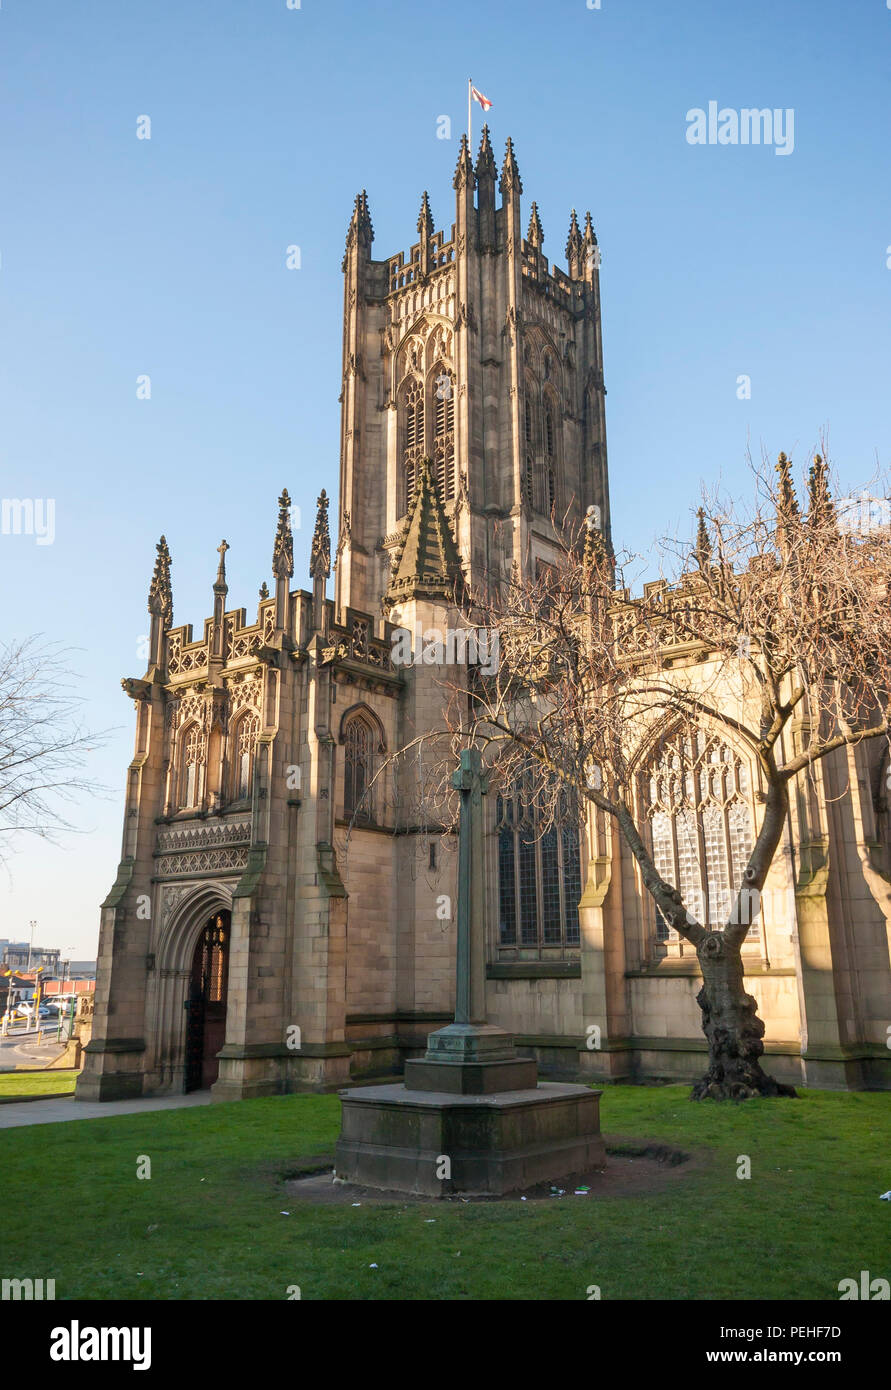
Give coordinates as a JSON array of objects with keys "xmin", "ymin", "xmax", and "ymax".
[
  {"xmin": 430, "ymin": 452, "xmax": 891, "ymax": 1100},
  {"xmin": 0, "ymin": 637, "xmax": 107, "ymax": 863}
]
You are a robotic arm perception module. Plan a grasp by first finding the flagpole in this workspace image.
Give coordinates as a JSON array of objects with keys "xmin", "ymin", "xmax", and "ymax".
[{"xmin": 468, "ymin": 77, "xmax": 472, "ymax": 149}]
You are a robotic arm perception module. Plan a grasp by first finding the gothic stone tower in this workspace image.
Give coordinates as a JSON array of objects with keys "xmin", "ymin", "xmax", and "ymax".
[
  {"xmin": 77, "ymin": 134, "xmax": 618, "ymax": 1103},
  {"xmin": 336, "ymin": 128, "xmax": 609, "ymax": 626}
]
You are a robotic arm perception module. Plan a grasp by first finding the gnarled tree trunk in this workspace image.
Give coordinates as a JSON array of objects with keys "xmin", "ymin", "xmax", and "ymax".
[{"xmin": 691, "ymin": 930, "xmax": 796, "ymax": 1100}]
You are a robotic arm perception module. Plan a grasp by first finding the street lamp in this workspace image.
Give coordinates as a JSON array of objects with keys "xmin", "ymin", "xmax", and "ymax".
[{"xmin": 60, "ymin": 949, "xmax": 77, "ymax": 1041}]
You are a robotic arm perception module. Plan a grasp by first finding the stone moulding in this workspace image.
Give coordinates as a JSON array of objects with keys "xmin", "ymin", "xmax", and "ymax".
[
  {"xmin": 156, "ymin": 821, "xmax": 251, "ymax": 854},
  {"xmin": 156, "ymin": 848, "xmax": 249, "ymax": 877}
]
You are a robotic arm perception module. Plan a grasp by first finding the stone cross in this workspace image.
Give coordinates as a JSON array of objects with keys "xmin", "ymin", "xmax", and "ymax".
[
  {"xmin": 402, "ymin": 744, "xmax": 529, "ymax": 1086},
  {"xmin": 451, "ymin": 746, "xmax": 488, "ymax": 1024}
]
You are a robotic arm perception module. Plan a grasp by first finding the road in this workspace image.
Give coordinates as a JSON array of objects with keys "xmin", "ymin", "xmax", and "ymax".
[{"xmin": 0, "ymin": 1029, "xmax": 69, "ymax": 1070}]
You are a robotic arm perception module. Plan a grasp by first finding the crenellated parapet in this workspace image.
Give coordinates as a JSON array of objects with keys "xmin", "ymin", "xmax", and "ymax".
[
  {"xmin": 166, "ymin": 597, "xmax": 280, "ymax": 679},
  {"xmin": 386, "ymin": 227, "xmax": 457, "ymax": 295}
]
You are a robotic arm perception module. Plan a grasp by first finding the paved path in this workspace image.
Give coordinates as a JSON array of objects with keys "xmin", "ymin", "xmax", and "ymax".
[{"xmin": 0, "ymin": 1092, "xmax": 214, "ymax": 1129}]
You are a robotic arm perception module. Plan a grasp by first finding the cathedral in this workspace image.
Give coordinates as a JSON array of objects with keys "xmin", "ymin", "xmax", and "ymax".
[{"xmin": 77, "ymin": 130, "xmax": 891, "ymax": 1103}]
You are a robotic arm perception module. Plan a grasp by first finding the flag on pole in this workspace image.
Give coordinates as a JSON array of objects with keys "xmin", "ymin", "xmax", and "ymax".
[{"xmin": 470, "ymin": 85, "xmax": 493, "ymax": 112}]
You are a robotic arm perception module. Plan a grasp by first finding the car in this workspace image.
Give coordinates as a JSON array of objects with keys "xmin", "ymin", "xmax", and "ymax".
[{"xmin": 15, "ymin": 1002, "xmax": 53, "ymax": 1020}]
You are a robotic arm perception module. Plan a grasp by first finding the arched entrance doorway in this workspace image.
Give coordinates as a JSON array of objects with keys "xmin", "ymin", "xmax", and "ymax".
[{"xmin": 184, "ymin": 911, "xmax": 230, "ymax": 1092}]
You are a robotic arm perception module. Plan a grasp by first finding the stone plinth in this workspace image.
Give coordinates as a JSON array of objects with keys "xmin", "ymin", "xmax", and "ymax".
[
  {"xmin": 335, "ymin": 1081, "xmax": 605, "ymax": 1197},
  {"xmin": 403, "ymin": 1057, "xmax": 539, "ymax": 1093},
  {"xmin": 403, "ymin": 1020, "xmax": 538, "ymax": 1094}
]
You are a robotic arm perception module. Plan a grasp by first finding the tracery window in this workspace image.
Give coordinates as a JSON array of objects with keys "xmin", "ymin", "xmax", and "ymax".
[
  {"xmin": 402, "ymin": 378, "xmax": 425, "ymax": 511},
  {"xmin": 543, "ymin": 398, "xmax": 557, "ymax": 513},
  {"xmin": 400, "ymin": 361, "xmax": 457, "ymax": 511},
  {"xmin": 344, "ymin": 715, "xmax": 376, "ymax": 823},
  {"xmin": 178, "ymin": 722, "xmax": 204, "ymax": 810},
  {"xmin": 523, "ymin": 370, "xmax": 561, "ymax": 517},
  {"xmin": 643, "ymin": 730, "xmax": 756, "ymax": 941},
  {"xmin": 496, "ymin": 773, "xmax": 582, "ymax": 955},
  {"xmin": 524, "ymin": 393, "xmax": 536, "ymax": 506},
  {"xmin": 231, "ymin": 711, "xmax": 260, "ymax": 801},
  {"xmin": 431, "ymin": 365, "xmax": 455, "ymax": 503}
]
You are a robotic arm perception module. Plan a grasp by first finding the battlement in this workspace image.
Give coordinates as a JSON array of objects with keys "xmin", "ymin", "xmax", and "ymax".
[
  {"xmin": 165, "ymin": 598, "xmax": 279, "ymax": 680},
  {"xmin": 324, "ymin": 601, "xmax": 398, "ymax": 676},
  {"xmin": 520, "ymin": 240, "xmax": 576, "ymax": 303},
  {"xmin": 161, "ymin": 593, "xmax": 398, "ymax": 685},
  {"xmin": 387, "ymin": 227, "xmax": 456, "ymax": 294}
]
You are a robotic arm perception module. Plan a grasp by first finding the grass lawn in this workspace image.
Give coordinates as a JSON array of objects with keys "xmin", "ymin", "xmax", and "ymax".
[
  {"xmin": 1, "ymin": 1085, "xmax": 888, "ymax": 1300},
  {"xmin": 0, "ymin": 1069, "xmax": 78, "ymax": 1097}
]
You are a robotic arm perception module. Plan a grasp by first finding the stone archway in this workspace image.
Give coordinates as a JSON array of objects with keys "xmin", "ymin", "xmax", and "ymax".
[
  {"xmin": 151, "ymin": 883, "xmax": 234, "ymax": 1093},
  {"xmin": 184, "ymin": 911, "xmax": 231, "ymax": 1092}
]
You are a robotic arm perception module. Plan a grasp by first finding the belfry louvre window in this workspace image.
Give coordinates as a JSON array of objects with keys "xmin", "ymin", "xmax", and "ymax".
[
  {"xmin": 643, "ymin": 730, "xmax": 756, "ymax": 941},
  {"xmin": 344, "ymin": 716, "xmax": 375, "ymax": 823},
  {"xmin": 431, "ymin": 367, "xmax": 455, "ymax": 502},
  {"xmin": 496, "ymin": 777, "xmax": 582, "ymax": 955},
  {"xmin": 543, "ymin": 401, "xmax": 557, "ymax": 513},
  {"xmin": 402, "ymin": 379, "xmax": 424, "ymax": 511}
]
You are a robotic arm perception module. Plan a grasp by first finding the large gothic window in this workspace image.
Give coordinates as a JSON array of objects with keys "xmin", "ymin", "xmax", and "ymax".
[
  {"xmin": 178, "ymin": 722, "xmax": 204, "ymax": 810},
  {"xmin": 401, "ymin": 378, "xmax": 425, "ymax": 512},
  {"xmin": 523, "ymin": 388, "xmax": 536, "ymax": 507},
  {"xmin": 430, "ymin": 365, "xmax": 455, "ymax": 503},
  {"xmin": 343, "ymin": 714, "xmax": 377, "ymax": 824},
  {"xmin": 643, "ymin": 730, "xmax": 756, "ymax": 940},
  {"xmin": 523, "ymin": 369, "xmax": 561, "ymax": 516},
  {"xmin": 231, "ymin": 710, "xmax": 260, "ymax": 801},
  {"xmin": 496, "ymin": 774, "xmax": 582, "ymax": 955},
  {"xmin": 543, "ymin": 396, "xmax": 558, "ymax": 514},
  {"xmin": 400, "ymin": 360, "xmax": 456, "ymax": 513}
]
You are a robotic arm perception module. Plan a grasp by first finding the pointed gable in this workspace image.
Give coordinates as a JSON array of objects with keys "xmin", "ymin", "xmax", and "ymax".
[{"xmin": 386, "ymin": 458, "xmax": 466, "ymax": 610}]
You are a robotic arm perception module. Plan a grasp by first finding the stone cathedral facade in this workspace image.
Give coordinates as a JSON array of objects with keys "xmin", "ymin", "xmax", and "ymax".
[{"xmin": 78, "ymin": 131, "xmax": 890, "ymax": 1103}]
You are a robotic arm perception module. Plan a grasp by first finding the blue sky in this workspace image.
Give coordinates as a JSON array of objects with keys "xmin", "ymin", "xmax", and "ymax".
[{"xmin": 1, "ymin": 0, "xmax": 889, "ymax": 955}]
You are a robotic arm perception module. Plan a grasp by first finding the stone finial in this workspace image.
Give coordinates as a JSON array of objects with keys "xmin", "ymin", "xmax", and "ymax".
[
  {"xmin": 148, "ymin": 535, "xmax": 173, "ymax": 629},
  {"xmin": 526, "ymin": 202, "xmax": 544, "ymax": 250},
  {"xmin": 566, "ymin": 209, "xmax": 583, "ymax": 266},
  {"xmin": 474, "ymin": 124, "xmax": 496, "ymax": 180},
  {"xmin": 776, "ymin": 452, "xmax": 799, "ymax": 519},
  {"xmin": 453, "ymin": 133, "xmax": 474, "ymax": 190},
  {"xmin": 259, "ymin": 581, "xmax": 269, "ymax": 600},
  {"xmin": 344, "ymin": 189, "xmax": 374, "ymax": 261},
  {"xmin": 215, "ymin": 539, "xmax": 229, "ymax": 593},
  {"xmin": 417, "ymin": 191, "xmax": 434, "ymax": 241},
  {"xmin": 499, "ymin": 137, "xmax": 522, "ymax": 196},
  {"xmin": 694, "ymin": 509, "xmax": 712, "ymax": 571},
  {"xmin": 310, "ymin": 489, "xmax": 331, "ymax": 580},
  {"xmin": 272, "ymin": 488, "xmax": 294, "ymax": 580},
  {"xmin": 583, "ymin": 505, "xmax": 608, "ymax": 570},
  {"xmin": 807, "ymin": 453, "xmax": 835, "ymax": 528}
]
